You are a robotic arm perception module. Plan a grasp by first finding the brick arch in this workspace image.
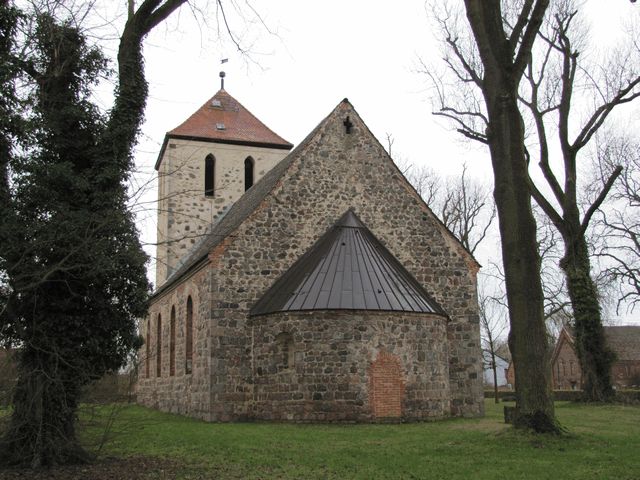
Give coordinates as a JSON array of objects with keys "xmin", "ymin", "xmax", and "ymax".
[{"xmin": 368, "ymin": 350, "xmax": 405, "ymax": 419}]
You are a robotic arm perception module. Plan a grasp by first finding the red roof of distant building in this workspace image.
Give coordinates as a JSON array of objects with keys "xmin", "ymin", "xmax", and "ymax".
[{"xmin": 155, "ymin": 89, "xmax": 292, "ymax": 170}]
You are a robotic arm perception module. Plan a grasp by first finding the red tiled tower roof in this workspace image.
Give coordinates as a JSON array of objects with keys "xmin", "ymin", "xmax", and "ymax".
[{"xmin": 155, "ymin": 89, "xmax": 292, "ymax": 170}]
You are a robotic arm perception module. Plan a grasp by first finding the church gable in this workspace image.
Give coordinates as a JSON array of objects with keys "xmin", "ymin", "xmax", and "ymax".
[
  {"xmin": 221, "ymin": 99, "xmax": 478, "ymax": 309},
  {"xmin": 202, "ymin": 98, "xmax": 482, "ymax": 418}
]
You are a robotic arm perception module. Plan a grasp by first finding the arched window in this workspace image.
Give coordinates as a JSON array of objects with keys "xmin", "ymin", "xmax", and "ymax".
[
  {"xmin": 185, "ymin": 296, "xmax": 193, "ymax": 374},
  {"xmin": 146, "ymin": 319, "xmax": 150, "ymax": 378},
  {"xmin": 276, "ymin": 332, "xmax": 294, "ymax": 369},
  {"xmin": 170, "ymin": 306, "xmax": 176, "ymax": 376},
  {"xmin": 244, "ymin": 156, "xmax": 254, "ymax": 191},
  {"xmin": 204, "ymin": 154, "xmax": 215, "ymax": 197},
  {"xmin": 156, "ymin": 314, "xmax": 162, "ymax": 377}
]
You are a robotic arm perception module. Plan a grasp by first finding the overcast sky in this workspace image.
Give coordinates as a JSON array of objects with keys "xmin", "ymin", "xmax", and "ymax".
[{"xmin": 114, "ymin": 0, "xmax": 638, "ymax": 323}]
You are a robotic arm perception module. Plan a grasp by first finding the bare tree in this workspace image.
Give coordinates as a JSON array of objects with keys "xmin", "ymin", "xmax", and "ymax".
[
  {"xmin": 592, "ymin": 134, "xmax": 640, "ymax": 312},
  {"xmin": 396, "ymin": 158, "xmax": 495, "ymax": 255},
  {"xmin": 436, "ymin": 163, "xmax": 495, "ymax": 255},
  {"xmin": 478, "ymin": 282, "xmax": 508, "ymax": 404},
  {"xmin": 481, "ymin": 214, "xmax": 572, "ymax": 340},
  {"xmin": 518, "ymin": 1, "xmax": 639, "ymax": 401},
  {"xmin": 428, "ymin": 0, "xmax": 638, "ymax": 410},
  {"xmin": 403, "ymin": 163, "xmax": 441, "ymax": 207},
  {"xmin": 428, "ymin": 0, "xmax": 558, "ymax": 432}
]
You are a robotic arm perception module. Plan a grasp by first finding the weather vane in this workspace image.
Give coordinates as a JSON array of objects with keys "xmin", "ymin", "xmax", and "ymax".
[{"xmin": 220, "ymin": 58, "xmax": 228, "ymax": 90}]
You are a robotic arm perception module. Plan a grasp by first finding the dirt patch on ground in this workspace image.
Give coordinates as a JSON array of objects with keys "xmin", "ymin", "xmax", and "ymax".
[{"xmin": 0, "ymin": 456, "xmax": 181, "ymax": 480}]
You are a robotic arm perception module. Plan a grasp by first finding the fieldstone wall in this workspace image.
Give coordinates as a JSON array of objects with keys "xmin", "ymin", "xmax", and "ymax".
[
  {"xmin": 155, "ymin": 139, "xmax": 289, "ymax": 286},
  {"xmin": 247, "ymin": 311, "xmax": 449, "ymax": 422},
  {"xmin": 206, "ymin": 100, "xmax": 483, "ymax": 420},
  {"xmin": 137, "ymin": 266, "xmax": 212, "ymax": 419}
]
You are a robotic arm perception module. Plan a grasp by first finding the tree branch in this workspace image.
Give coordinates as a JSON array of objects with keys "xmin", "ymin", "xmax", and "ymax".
[
  {"xmin": 581, "ymin": 165, "xmax": 623, "ymax": 234},
  {"xmin": 573, "ymin": 77, "xmax": 640, "ymax": 151},
  {"xmin": 513, "ymin": 0, "xmax": 550, "ymax": 80},
  {"xmin": 526, "ymin": 173, "xmax": 565, "ymax": 233}
]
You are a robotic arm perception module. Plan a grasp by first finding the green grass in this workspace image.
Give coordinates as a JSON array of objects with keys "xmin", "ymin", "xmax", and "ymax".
[{"xmin": 78, "ymin": 400, "xmax": 639, "ymax": 479}]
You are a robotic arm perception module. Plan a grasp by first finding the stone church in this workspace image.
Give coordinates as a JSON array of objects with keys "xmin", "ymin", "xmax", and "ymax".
[{"xmin": 136, "ymin": 88, "xmax": 484, "ymax": 422}]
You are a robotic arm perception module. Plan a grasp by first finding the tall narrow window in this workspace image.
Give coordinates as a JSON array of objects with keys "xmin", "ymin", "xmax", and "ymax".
[
  {"xmin": 146, "ymin": 319, "xmax": 150, "ymax": 378},
  {"xmin": 276, "ymin": 332, "xmax": 294, "ymax": 369},
  {"xmin": 185, "ymin": 296, "xmax": 193, "ymax": 374},
  {"xmin": 204, "ymin": 154, "xmax": 215, "ymax": 197},
  {"xmin": 244, "ymin": 156, "xmax": 254, "ymax": 191},
  {"xmin": 170, "ymin": 306, "xmax": 176, "ymax": 376},
  {"xmin": 156, "ymin": 314, "xmax": 162, "ymax": 377}
]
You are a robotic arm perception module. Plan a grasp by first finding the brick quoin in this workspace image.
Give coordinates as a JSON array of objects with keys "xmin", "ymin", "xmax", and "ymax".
[
  {"xmin": 208, "ymin": 237, "xmax": 232, "ymax": 267},
  {"xmin": 369, "ymin": 350, "xmax": 405, "ymax": 419}
]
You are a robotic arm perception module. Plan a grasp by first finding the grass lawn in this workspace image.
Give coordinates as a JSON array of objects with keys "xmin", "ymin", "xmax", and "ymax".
[{"xmin": 76, "ymin": 400, "xmax": 640, "ymax": 479}]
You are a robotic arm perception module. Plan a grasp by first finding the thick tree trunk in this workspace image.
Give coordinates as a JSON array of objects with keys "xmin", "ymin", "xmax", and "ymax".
[
  {"xmin": 561, "ymin": 230, "xmax": 615, "ymax": 401},
  {"xmin": 0, "ymin": 351, "xmax": 90, "ymax": 467},
  {"xmin": 1, "ymin": 1, "xmax": 184, "ymax": 469},
  {"xmin": 463, "ymin": 0, "xmax": 557, "ymax": 433},
  {"xmin": 488, "ymin": 94, "xmax": 556, "ymax": 432}
]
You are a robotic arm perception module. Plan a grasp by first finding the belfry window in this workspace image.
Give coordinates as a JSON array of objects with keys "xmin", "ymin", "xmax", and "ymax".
[
  {"xmin": 170, "ymin": 306, "xmax": 176, "ymax": 376},
  {"xmin": 185, "ymin": 296, "xmax": 193, "ymax": 374},
  {"xmin": 204, "ymin": 154, "xmax": 215, "ymax": 197},
  {"xmin": 244, "ymin": 156, "xmax": 254, "ymax": 191},
  {"xmin": 156, "ymin": 314, "xmax": 162, "ymax": 377}
]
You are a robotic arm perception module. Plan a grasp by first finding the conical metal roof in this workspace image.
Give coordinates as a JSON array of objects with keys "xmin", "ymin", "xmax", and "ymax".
[{"xmin": 250, "ymin": 210, "xmax": 446, "ymax": 317}]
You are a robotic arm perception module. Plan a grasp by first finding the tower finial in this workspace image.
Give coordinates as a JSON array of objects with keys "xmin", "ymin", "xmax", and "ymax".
[{"xmin": 220, "ymin": 58, "xmax": 228, "ymax": 90}]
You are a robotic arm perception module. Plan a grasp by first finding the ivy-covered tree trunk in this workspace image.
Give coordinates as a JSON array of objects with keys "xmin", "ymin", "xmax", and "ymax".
[
  {"xmin": 1, "ymin": 1, "xmax": 189, "ymax": 467},
  {"xmin": 517, "ymin": 3, "xmax": 633, "ymax": 403},
  {"xmin": 4, "ymin": 354, "xmax": 87, "ymax": 467},
  {"xmin": 0, "ymin": 1, "xmax": 19, "ymax": 245},
  {"xmin": 0, "ymin": 11, "xmax": 148, "ymax": 467},
  {"xmin": 561, "ymin": 229, "xmax": 615, "ymax": 401}
]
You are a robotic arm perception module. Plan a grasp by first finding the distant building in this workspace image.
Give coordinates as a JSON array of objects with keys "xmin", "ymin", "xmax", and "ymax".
[
  {"xmin": 482, "ymin": 351, "xmax": 509, "ymax": 387},
  {"xmin": 552, "ymin": 326, "xmax": 640, "ymax": 390},
  {"xmin": 507, "ymin": 325, "xmax": 640, "ymax": 390}
]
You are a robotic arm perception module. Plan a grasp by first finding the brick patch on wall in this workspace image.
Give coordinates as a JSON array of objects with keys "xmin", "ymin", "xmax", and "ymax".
[{"xmin": 369, "ymin": 350, "xmax": 405, "ymax": 419}]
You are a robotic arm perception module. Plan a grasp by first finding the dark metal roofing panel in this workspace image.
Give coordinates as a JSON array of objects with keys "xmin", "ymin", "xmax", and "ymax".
[{"xmin": 250, "ymin": 210, "xmax": 446, "ymax": 317}]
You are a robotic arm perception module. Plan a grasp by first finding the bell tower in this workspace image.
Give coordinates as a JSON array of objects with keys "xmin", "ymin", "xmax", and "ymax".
[{"xmin": 154, "ymin": 89, "xmax": 292, "ymax": 287}]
